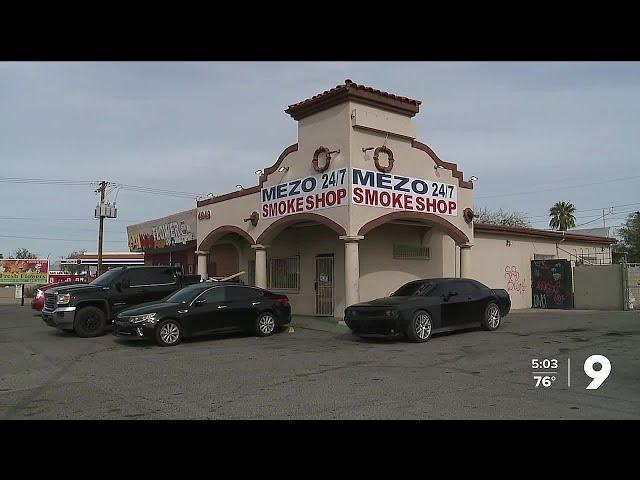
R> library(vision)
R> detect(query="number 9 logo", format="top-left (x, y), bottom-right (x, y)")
top-left (584, 355), bottom-right (611, 390)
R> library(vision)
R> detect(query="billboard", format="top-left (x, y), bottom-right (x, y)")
top-left (351, 168), bottom-right (458, 217)
top-left (0, 259), bottom-right (49, 284)
top-left (127, 209), bottom-right (197, 252)
top-left (260, 167), bottom-right (349, 220)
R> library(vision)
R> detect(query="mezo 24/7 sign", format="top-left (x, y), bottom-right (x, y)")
top-left (351, 168), bottom-right (458, 216)
top-left (261, 168), bottom-right (348, 219)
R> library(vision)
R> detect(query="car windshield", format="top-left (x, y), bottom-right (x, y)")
top-left (90, 269), bottom-right (123, 287)
top-left (391, 281), bottom-right (437, 297)
top-left (164, 285), bottom-right (206, 304)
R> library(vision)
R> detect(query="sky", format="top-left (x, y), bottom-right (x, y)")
top-left (1, 61), bottom-right (639, 262)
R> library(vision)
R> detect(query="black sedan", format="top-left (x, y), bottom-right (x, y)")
top-left (113, 282), bottom-right (291, 346)
top-left (344, 278), bottom-right (511, 342)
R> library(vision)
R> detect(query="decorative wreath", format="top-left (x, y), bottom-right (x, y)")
top-left (312, 146), bottom-right (331, 173)
top-left (463, 208), bottom-right (475, 224)
top-left (373, 146), bottom-right (394, 173)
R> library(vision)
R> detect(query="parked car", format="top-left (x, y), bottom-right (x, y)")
top-left (32, 281), bottom-right (83, 311)
top-left (42, 266), bottom-right (201, 337)
top-left (344, 278), bottom-right (511, 342)
top-left (113, 283), bottom-right (291, 346)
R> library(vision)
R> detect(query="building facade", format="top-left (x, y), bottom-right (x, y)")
top-left (192, 80), bottom-right (615, 315)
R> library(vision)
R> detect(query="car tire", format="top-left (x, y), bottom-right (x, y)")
top-left (155, 319), bottom-right (182, 347)
top-left (482, 302), bottom-right (501, 331)
top-left (74, 306), bottom-right (107, 337)
top-left (406, 310), bottom-right (433, 343)
top-left (255, 311), bottom-right (276, 337)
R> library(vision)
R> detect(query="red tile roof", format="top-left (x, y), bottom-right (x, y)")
top-left (285, 79), bottom-right (422, 120)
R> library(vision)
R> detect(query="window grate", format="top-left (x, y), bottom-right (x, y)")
top-left (268, 256), bottom-right (300, 290)
top-left (393, 244), bottom-right (430, 260)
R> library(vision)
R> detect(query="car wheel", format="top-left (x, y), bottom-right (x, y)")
top-left (406, 310), bottom-right (432, 343)
top-left (482, 302), bottom-right (501, 331)
top-left (74, 306), bottom-right (107, 337)
top-left (255, 312), bottom-right (276, 337)
top-left (155, 319), bottom-right (182, 346)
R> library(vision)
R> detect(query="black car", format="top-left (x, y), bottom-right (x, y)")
top-left (42, 266), bottom-right (201, 337)
top-left (344, 278), bottom-right (511, 342)
top-left (113, 282), bottom-right (291, 346)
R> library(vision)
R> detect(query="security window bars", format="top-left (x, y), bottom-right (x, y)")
top-left (268, 256), bottom-right (300, 291)
top-left (393, 244), bottom-right (430, 260)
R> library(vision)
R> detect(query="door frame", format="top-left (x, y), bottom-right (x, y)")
top-left (315, 254), bottom-right (335, 316)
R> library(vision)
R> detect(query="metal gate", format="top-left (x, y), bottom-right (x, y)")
top-left (315, 255), bottom-right (334, 316)
top-left (623, 263), bottom-right (640, 310)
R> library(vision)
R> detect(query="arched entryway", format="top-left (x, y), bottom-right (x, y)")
top-left (197, 226), bottom-right (255, 282)
top-left (356, 211), bottom-right (472, 304)
top-left (254, 213), bottom-right (347, 317)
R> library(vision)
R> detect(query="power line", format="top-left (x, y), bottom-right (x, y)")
top-left (0, 234), bottom-right (126, 243)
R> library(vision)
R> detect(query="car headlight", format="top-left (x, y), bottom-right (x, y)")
top-left (57, 293), bottom-right (71, 304)
top-left (130, 313), bottom-right (157, 324)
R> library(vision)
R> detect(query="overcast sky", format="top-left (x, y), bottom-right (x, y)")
top-left (1, 61), bottom-right (639, 261)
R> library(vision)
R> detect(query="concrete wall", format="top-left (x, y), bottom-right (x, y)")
top-left (574, 264), bottom-right (624, 310)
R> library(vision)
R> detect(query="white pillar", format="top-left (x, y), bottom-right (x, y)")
top-left (196, 250), bottom-right (208, 281)
top-left (252, 245), bottom-right (268, 289)
top-left (459, 244), bottom-right (472, 278)
top-left (340, 235), bottom-right (363, 308)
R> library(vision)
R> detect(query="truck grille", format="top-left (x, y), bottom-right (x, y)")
top-left (45, 293), bottom-right (56, 310)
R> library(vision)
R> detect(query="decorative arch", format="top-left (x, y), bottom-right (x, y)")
top-left (198, 225), bottom-right (255, 251)
top-left (357, 211), bottom-right (470, 245)
top-left (256, 213), bottom-right (347, 245)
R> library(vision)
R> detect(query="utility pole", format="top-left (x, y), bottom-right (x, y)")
top-left (603, 209), bottom-right (606, 229)
top-left (97, 181), bottom-right (108, 277)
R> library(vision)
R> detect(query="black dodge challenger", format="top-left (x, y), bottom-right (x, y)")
top-left (344, 278), bottom-right (510, 342)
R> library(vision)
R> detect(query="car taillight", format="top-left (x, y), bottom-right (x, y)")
top-left (276, 296), bottom-right (289, 306)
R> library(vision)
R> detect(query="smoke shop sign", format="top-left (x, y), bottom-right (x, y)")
top-left (261, 168), bottom-right (348, 219)
top-left (351, 168), bottom-right (458, 216)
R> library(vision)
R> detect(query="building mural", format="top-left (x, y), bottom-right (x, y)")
top-left (127, 209), bottom-right (197, 252)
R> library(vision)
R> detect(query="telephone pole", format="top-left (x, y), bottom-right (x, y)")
top-left (97, 181), bottom-right (108, 277)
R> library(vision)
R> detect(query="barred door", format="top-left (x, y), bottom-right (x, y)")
top-left (315, 255), bottom-right (334, 316)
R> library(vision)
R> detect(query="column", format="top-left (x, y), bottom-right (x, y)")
top-left (459, 243), bottom-right (472, 278)
top-left (252, 244), bottom-right (268, 289)
top-left (195, 251), bottom-right (208, 281)
top-left (340, 235), bottom-right (364, 309)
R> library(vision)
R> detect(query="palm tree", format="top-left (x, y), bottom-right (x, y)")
top-left (549, 201), bottom-right (577, 231)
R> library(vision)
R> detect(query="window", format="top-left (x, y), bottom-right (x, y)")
top-left (226, 285), bottom-right (263, 301)
top-left (198, 286), bottom-right (225, 303)
top-left (268, 256), bottom-right (300, 291)
top-left (393, 244), bottom-right (430, 260)
top-left (126, 268), bottom-right (176, 287)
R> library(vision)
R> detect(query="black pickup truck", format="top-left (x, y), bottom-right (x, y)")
top-left (42, 266), bottom-right (201, 337)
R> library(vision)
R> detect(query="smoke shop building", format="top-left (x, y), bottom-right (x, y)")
top-left (195, 80), bottom-right (616, 314)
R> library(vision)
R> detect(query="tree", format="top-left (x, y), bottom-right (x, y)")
top-left (614, 211), bottom-right (640, 262)
top-left (549, 201), bottom-right (576, 231)
top-left (474, 207), bottom-right (531, 228)
top-left (14, 248), bottom-right (37, 259)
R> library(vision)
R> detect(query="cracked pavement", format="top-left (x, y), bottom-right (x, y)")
top-left (0, 305), bottom-right (638, 419)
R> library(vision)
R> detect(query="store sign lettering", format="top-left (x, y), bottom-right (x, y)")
top-left (261, 168), bottom-right (349, 219)
top-left (351, 168), bottom-right (458, 216)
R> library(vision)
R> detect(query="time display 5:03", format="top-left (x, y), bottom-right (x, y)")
top-left (531, 359), bottom-right (558, 369)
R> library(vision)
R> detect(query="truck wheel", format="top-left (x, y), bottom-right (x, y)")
top-left (74, 306), bottom-right (107, 337)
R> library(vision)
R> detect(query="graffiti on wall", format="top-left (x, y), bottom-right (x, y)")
top-left (504, 265), bottom-right (526, 294)
top-left (531, 260), bottom-right (573, 309)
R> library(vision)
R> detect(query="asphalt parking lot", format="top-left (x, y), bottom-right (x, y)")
top-left (0, 305), bottom-right (638, 419)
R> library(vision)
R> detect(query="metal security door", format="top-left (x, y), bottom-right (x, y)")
top-left (315, 255), bottom-right (334, 316)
